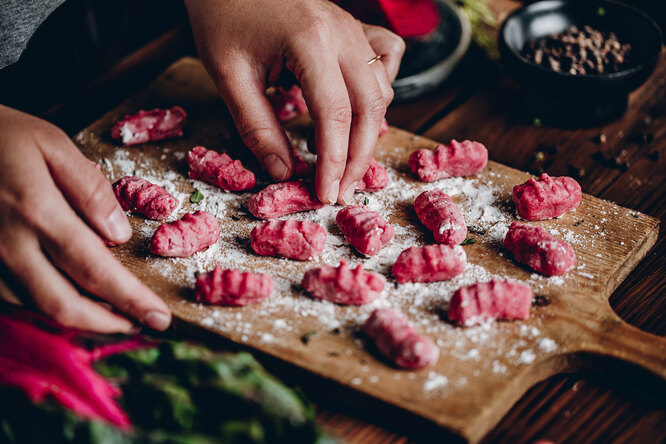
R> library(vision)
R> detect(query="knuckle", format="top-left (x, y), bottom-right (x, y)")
top-left (361, 90), bottom-right (387, 119)
top-left (338, 12), bottom-right (360, 31)
top-left (383, 86), bottom-right (395, 105)
top-left (349, 147), bottom-right (375, 165)
top-left (13, 195), bottom-right (55, 232)
top-left (37, 124), bottom-right (68, 147)
top-left (296, 16), bottom-right (331, 48)
top-left (46, 299), bottom-right (76, 328)
top-left (118, 296), bottom-right (143, 317)
top-left (240, 126), bottom-right (278, 158)
top-left (77, 259), bottom-right (107, 291)
top-left (320, 103), bottom-right (352, 128)
top-left (326, 151), bottom-right (348, 167)
top-left (214, 61), bottom-right (241, 87)
top-left (389, 34), bottom-right (406, 56)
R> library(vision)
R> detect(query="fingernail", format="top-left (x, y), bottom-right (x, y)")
top-left (264, 154), bottom-right (289, 181)
top-left (327, 180), bottom-right (340, 204)
top-left (107, 207), bottom-right (131, 241)
top-left (341, 182), bottom-right (358, 205)
top-left (144, 311), bottom-right (171, 331)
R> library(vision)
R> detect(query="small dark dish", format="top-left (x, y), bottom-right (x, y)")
top-left (499, 0), bottom-right (662, 127)
top-left (392, 0), bottom-right (471, 102)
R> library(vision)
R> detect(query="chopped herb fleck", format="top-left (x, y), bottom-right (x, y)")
top-left (574, 219), bottom-right (584, 227)
top-left (301, 331), bottom-right (318, 345)
top-left (533, 117), bottom-right (542, 127)
top-left (194, 270), bottom-right (200, 278)
top-left (534, 151), bottom-right (545, 162)
top-left (631, 213), bottom-right (639, 218)
top-left (363, 197), bottom-right (370, 206)
top-left (190, 189), bottom-right (204, 203)
top-left (467, 225), bottom-right (487, 235)
top-left (461, 237), bottom-right (477, 246)
top-left (597, 6), bottom-right (605, 16)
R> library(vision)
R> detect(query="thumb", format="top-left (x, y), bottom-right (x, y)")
top-left (216, 62), bottom-right (294, 181)
top-left (42, 132), bottom-right (132, 244)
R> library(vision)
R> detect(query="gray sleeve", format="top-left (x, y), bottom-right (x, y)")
top-left (0, 0), bottom-right (66, 69)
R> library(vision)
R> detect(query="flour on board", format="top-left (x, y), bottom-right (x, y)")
top-left (90, 131), bottom-right (625, 398)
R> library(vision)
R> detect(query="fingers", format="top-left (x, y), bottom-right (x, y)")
top-left (368, 53), bottom-right (395, 107)
top-left (40, 208), bottom-right (172, 331)
top-left (288, 46), bottom-right (352, 204)
top-left (41, 133), bottom-right (132, 244)
top-left (362, 24), bottom-right (406, 82)
top-left (3, 234), bottom-right (135, 333)
top-left (216, 61), bottom-right (294, 182)
top-left (336, 43), bottom-right (387, 204)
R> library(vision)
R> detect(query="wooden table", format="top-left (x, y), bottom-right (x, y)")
top-left (43, 5), bottom-right (665, 443)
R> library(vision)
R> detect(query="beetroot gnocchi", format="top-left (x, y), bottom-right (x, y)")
top-left (302, 259), bottom-right (385, 305)
top-left (195, 266), bottom-right (273, 306)
top-left (513, 173), bottom-right (581, 220)
top-left (504, 222), bottom-right (577, 276)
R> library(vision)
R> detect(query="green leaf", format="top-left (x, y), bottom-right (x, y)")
top-left (2, 339), bottom-right (323, 444)
top-left (461, 237), bottom-right (477, 246)
top-left (363, 197), bottom-right (369, 206)
top-left (190, 189), bottom-right (204, 203)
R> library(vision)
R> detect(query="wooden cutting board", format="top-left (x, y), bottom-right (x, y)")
top-left (73, 58), bottom-right (664, 443)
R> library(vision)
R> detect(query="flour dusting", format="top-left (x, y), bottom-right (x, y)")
top-left (87, 129), bottom-right (630, 400)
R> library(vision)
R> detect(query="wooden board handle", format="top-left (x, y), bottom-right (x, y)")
top-left (578, 315), bottom-right (666, 383)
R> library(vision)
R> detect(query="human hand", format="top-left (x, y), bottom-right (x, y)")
top-left (185, 0), bottom-right (405, 204)
top-left (0, 105), bottom-right (171, 333)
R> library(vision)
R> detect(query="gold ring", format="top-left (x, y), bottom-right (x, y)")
top-left (367, 54), bottom-right (382, 65)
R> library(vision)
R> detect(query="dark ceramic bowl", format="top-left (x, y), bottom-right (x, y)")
top-left (392, 0), bottom-right (471, 102)
top-left (499, 0), bottom-right (662, 127)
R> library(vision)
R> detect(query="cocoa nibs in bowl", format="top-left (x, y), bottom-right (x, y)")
top-left (522, 25), bottom-right (631, 75)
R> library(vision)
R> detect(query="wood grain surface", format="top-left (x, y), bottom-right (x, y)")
top-left (39, 2), bottom-right (666, 440)
top-left (73, 57), bottom-right (664, 443)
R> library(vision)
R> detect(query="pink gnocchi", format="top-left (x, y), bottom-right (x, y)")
top-left (149, 211), bottom-right (220, 258)
top-left (392, 244), bottom-right (467, 284)
top-left (195, 266), bottom-right (273, 306)
top-left (301, 259), bottom-right (385, 305)
top-left (250, 219), bottom-right (326, 261)
top-left (513, 173), bottom-right (581, 220)
top-left (267, 85), bottom-right (308, 122)
top-left (448, 280), bottom-right (533, 326)
top-left (409, 140), bottom-right (488, 182)
top-left (414, 189), bottom-right (467, 245)
top-left (363, 308), bottom-right (439, 369)
top-left (504, 222), bottom-right (577, 276)
top-left (336, 205), bottom-right (394, 256)
top-left (111, 106), bottom-right (186, 146)
top-left (356, 158), bottom-right (389, 192)
top-left (113, 176), bottom-right (178, 220)
top-left (187, 145), bottom-right (256, 191)
top-left (248, 181), bottom-right (325, 219)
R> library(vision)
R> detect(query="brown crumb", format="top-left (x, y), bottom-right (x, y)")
top-left (533, 295), bottom-right (551, 307)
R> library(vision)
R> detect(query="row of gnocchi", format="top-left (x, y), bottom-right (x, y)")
top-left (108, 107), bottom-right (581, 370)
